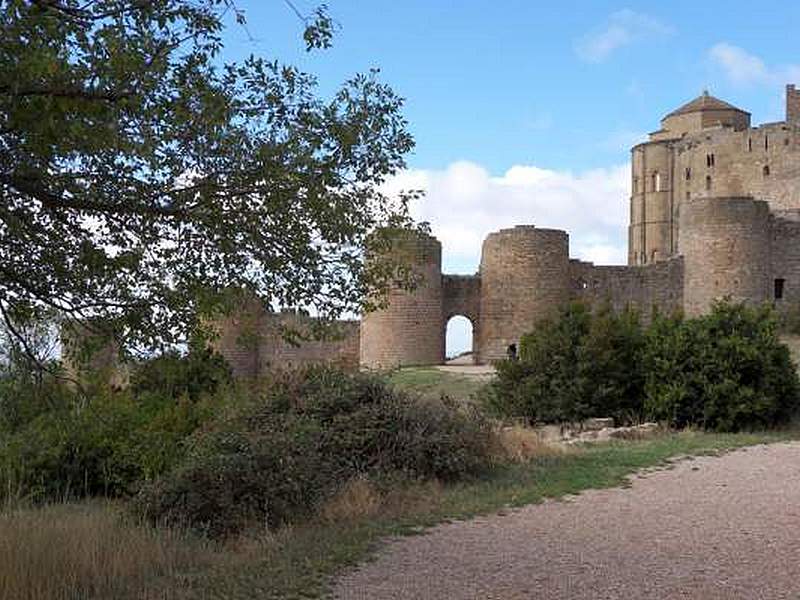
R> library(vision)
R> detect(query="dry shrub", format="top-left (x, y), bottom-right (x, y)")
top-left (489, 425), bottom-right (570, 463)
top-left (137, 367), bottom-right (492, 537)
top-left (0, 502), bottom-right (214, 600)
top-left (319, 477), bottom-right (382, 522)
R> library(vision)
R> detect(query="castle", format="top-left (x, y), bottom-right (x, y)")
top-left (212, 85), bottom-right (800, 376)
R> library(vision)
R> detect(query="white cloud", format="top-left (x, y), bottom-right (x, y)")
top-left (575, 10), bottom-right (673, 63)
top-left (382, 160), bottom-right (630, 275)
top-left (709, 43), bottom-right (800, 87)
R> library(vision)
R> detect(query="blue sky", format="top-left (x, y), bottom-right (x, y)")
top-left (222, 1), bottom-right (800, 355)
top-left (227, 1), bottom-right (799, 172)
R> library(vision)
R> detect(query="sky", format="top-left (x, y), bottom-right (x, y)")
top-left (221, 1), bottom-right (800, 355)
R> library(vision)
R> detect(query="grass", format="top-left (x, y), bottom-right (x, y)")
top-left (388, 367), bottom-right (491, 402)
top-left (2, 429), bottom-right (795, 599)
top-left (0, 501), bottom-right (216, 600)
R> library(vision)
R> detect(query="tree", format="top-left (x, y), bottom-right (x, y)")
top-left (0, 0), bottom-right (421, 356)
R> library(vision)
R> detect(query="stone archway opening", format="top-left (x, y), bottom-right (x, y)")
top-left (445, 315), bottom-right (474, 365)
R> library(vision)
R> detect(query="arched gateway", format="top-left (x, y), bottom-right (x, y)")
top-left (359, 226), bottom-right (572, 369)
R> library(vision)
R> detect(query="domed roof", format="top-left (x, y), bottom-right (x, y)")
top-left (663, 90), bottom-right (749, 120)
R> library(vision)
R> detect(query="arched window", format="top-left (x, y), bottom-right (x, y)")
top-left (706, 175), bottom-right (712, 191)
top-left (706, 153), bottom-right (715, 167)
top-left (685, 167), bottom-right (691, 181)
top-left (765, 135), bottom-right (769, 150)
top-left (748, 138), bottom-right (753, 152)
top-left (763, 165), bottom-right (771, 177)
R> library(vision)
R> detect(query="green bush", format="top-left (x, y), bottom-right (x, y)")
top-left (134, 366), bottom-right (492, 536)
top-left (0, 370), bottom-right (74, 436)
top-left (482, 303), bottom-right (645, 425)
top-left (0, 388), bottom-right (225, 502)
top-left (130, 347), bottom-right (232, 401)
top-left (0, 348), bottom-right (237, 503)
top-left (484, 300), bottom-right (800, 433)
top-left (643, 302), bottom-right (800, 431)
top-left (778, 301), bottom-right (800, 335)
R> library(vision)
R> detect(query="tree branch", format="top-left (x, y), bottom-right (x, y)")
top-left (0, 84), bottom-right (131, 102)
top-left (1, 174), bottom-right (189, 218)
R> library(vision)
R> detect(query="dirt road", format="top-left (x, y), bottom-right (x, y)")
top-left (334, 442), bottom-right (800, 599)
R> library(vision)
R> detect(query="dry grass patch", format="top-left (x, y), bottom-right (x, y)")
top-left (381, 479), bottom-right (445, 516)
top-left (319, 477), bottom-right (382, 522)
top-left (489, 424), bottom-right (571, 463)
top-left (319, 477), bottom-right (446, 523)
top-left (0, 502), bottom-right (215, 600)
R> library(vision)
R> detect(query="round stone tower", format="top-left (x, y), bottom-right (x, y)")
top-left (679, 197), bottom-right (771, 316)
top-left (477, 225), bottom-right (570, 362)
top-left (629, 140), bottom-right (674, 265)
top-left (360, 229), bottom-right (444, 368)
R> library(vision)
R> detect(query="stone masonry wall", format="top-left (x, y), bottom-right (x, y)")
top-left (210, 298), bottom-right (262, 380)
top-left (570, 257), bottom-right (684, 317)
top-left (788, 85), bottom-right (800, 125)
top-left (257, 314), bottom-right (360, 372)
top-left (673, 123), bottom-right (800, 214)
top-left (629, 141), bottom-right (674, 265)
top-left (211, 303), bottom-right (360, 380)
top-left (680, 197), bottom-right (772, 317)
top-left (442, 274), bottom-right (481, 359)
top-left (359, 231), bottom-right (444, 369)
top-left (478, 226), bottom-right (570, 363)
top-left (771, 213), bottom-right (800, 311)
top-left (629, 88), bottom-right (800, 268)
top-left (442, 274), bottom-right (480, 322)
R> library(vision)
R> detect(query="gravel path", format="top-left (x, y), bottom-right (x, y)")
top-left (334, 442), bottom-right (800, 599)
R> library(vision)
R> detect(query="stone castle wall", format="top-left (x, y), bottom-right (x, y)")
top-left (212, 86), bottom-right (800, 374)
top-left (771, 213), bottom-right (800, 311)
top-left (680, 197), bottom-right (772, 316)
top-left (442, 274), bottom-right (480, 358)
top-left (570, 257), bottom-right (684, 317)
top-left (672, 123), bottom-right (800, 212)
top-left (211, 303), bottom-right (360, 380)
top-left (629, 140), bottom-right (675, 265)
top-left (630, 109), bottom-right (800, 267)
top-left (359, 231), bottom-right (444, 369)
top-left (442, 275), bottom-right (480, 322)
top-left (215, 191), bottom-right (799, 375)
top-left (788, 85), bottom-right (800, 125)
top-left (477, 226), bottom-right (570, 362)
